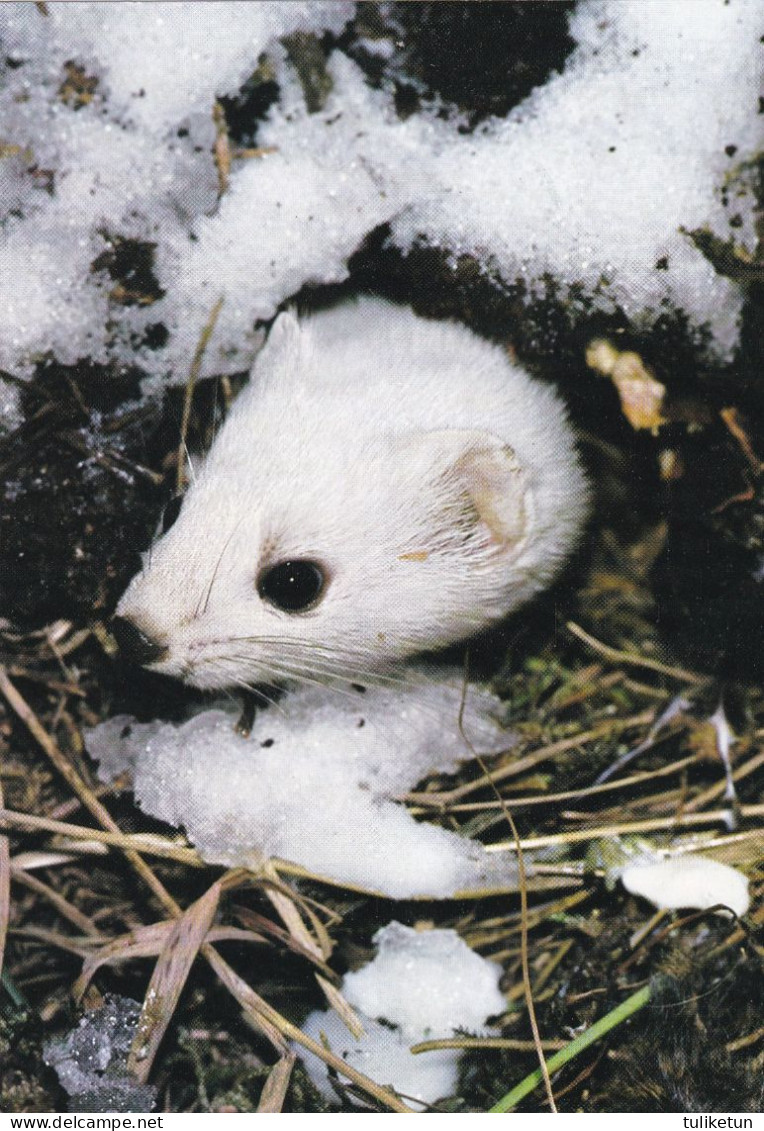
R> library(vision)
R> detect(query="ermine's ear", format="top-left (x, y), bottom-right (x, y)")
top-left (400, 429), bottom-right (530, 556)
top-left (252, 310), bottom-right (302, 383)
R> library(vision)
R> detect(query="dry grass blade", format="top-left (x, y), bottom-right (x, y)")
top-left (494, 804), bottom-right (555, 1111)
top-left (47, 772), bottom-right (132, 820)
top-left (11, 849), bottom-right (85, 869)
top-left (270, 855), bottom-right (530, 897)
top-left (411, 1036), bottom-right (566, 1053)
top-left (258, 864), bottom-right (363, 1028)
top-left (279, 884), bottom-right (337, 957)
top-left (232, 905), bottom-right (336, 978)
top-left (74, 921), bottom-right (269, 1002)
top-left (289, 1026), bottom-right (413, 1113)
top-left (407, 710), bottom-right (656, 806)
top-left (486, 803), bottom-right (764, 854)
top-left (10, 925), bottom-right (95, 958)
top-left (0, 778), bottom-right (9, 981)
top-left (262, 861), bottom-right (324, 961)
top-left (212, 99), bottom-right (231, 196)
top-left (566, 621), bottom-right (708, 684)
top-left (5, 668), bottom-right (86, 697)
top-left (726, 1026), bottom-right (764, 1053)
top-left (202, 945), bottom-right (290, 1052)
top-left (10, 865), bottom-right (104, 938)
top-left (683, 748), bottom-right (764, 813)
top-left (710, 890), bottom-right (764, 955)
top-left (74, 919), bottom-right (178, 1001)
top-left (413, 752), bottom-right (701, 816)
top-left (128, 879), bottom-right (223, 1082)
top-left (0, 668), bottom-right (180, 914)
top-left (316, 973), bottom-right (365, 1040)
top-left (204, 946), bottom-right (413, 1112)
top-left (257, 1052), bottom-right (297, 1113)
top-left (456, 669), bottom-right (557, 1114)
top-left (0, 806), bottom-right (205, 867)
top-left (177, 294), bottom-right (225, 492)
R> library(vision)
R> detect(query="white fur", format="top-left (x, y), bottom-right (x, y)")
top-left (117, 299), bottom-right (589, 690)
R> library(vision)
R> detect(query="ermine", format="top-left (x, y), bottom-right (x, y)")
top-left (113, 298), bottom-right (589, 691)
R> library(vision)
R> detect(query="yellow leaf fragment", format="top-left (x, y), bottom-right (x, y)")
top-left (586, 338), bottom-right (667, 433)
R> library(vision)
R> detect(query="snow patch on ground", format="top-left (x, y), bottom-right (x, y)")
top-left (0, 1), bottom-right (758, 427)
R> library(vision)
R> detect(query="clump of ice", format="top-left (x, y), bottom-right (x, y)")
top-left (299, 920), bottom-right (506, 1109)
top-left (0, 0), bottom-right (758, 429)
top-left (86, 674), bottom-right (518, 899)
top-left (621, 854), bottom-right (750, 918)
top-left (44, 995), bottom-right (157, 1114)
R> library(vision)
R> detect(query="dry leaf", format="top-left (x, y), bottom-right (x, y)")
top-left (257, 1052), bottom-right (297, 1113)
top-left (128, 880), bottom-right (222, 1081)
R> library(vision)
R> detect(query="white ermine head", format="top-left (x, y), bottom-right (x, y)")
top-left (114, 298), bottom-right (589, 690)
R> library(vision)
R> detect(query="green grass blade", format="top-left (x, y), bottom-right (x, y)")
top-left (489, 983), bottom-right (652, 1112)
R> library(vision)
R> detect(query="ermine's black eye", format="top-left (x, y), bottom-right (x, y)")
top-left (257, 559), bottom-right (327, 612)
top-left (161, 495), bottom-right (183, 533)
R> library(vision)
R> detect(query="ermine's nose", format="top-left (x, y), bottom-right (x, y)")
top-left (111, 616), bottom-right (169, 666)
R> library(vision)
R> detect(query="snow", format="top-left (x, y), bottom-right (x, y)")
top-left (86, 674), bottom-right (519, 899)
top-left (1, 1), bottom-right (759, 428)
top-left (0, 1), bottom-right (354, 422)
top-left (299, 921), bottom-right (506, 1108)
top-left (390, 0), bottom-right (760, 351)
top-left (33, 4), bottom-right (354, 131)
